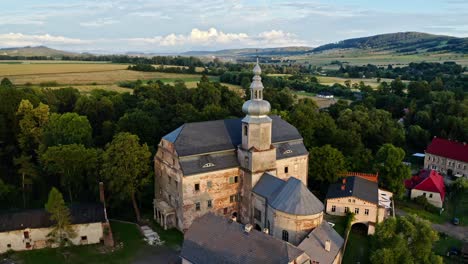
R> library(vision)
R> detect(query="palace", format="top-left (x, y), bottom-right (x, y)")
top-left (153, 60), bottom-right (326, 246)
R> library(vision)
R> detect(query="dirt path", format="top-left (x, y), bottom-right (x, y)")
top-left (395, 208), bottom-right (468, 241)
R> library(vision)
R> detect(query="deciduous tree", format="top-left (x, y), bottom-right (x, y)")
top-left (45, 187), bottom-right (76, 246)
top-left (101, 132), bottom-right (151, 222)
top-left (309, 145), bottom-right (346, 183)
top-left (375, 144), bottom-right (411, 197)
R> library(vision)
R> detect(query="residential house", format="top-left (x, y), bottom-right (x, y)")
top-left (424, 137), bottom-right (468, 178)
top-left (405, 169), bottom-right (446, 208)
top-left (325, 173), bottom-right (393, 235)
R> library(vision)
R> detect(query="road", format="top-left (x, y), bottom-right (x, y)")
top-left (395, 208), bottom-right (468, 241)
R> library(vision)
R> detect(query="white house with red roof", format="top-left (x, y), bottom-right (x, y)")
top-left (424, 137), bottom-right (468, 178)
top-left (405, 170), bottom-right (446, 208)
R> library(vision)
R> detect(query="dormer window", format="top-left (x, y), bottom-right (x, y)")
top-left (283, 149), bottom-right (292, 154)
top-left (202, 163), bottom-right (215, 168)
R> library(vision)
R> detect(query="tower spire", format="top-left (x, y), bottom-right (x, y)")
top-left (241, 58), bottom-right (270, 117)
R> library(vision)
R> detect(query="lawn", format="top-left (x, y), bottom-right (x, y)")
top-left (433, 234), bottom-right (464, 264)
top-left (342, 225), bottom-right (371, 264)
top-left (149, 220), bottom-right (184, 250)
top-left (323, 214), bottom-right (347, 237)
top-left (6, 221), bottom-right (149, 264)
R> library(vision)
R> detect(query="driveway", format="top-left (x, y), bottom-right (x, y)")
top-left (395, 208), bottom-right (468, 241)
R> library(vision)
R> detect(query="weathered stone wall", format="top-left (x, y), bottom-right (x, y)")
top-left (251, 193), bottom-right (267, 229)
top-left (242, 120), bottom-right (272, 151)
top-left (275, 155), bottom-right (308, 185)
top-left (182, 167), bottom-right (241, 231)
top-left (267, 205), bottom-right (323, 246)
top-left (154, 139), bottom-right (184, 229)
top-left (0, 222), bottom-right (104, 253)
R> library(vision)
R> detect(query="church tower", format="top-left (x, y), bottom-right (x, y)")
top-left (238, 59), bottom-right (277, 223)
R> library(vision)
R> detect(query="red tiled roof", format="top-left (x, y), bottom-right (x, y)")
top-left (413, 170), bottom-right (446, 201)
top-left (426, 137), bottom-right (468, 163)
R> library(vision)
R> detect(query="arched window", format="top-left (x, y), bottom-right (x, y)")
top-left (255, 90), bottom-right (258, 99)
top-left (244, 125), bottom-right (248, 136)
top-left (282, 230), bottom-right (289, 242)
top-left (259, 90), bottom-right (262, 99)
top-left (202, 163), bottom-right (215, 168)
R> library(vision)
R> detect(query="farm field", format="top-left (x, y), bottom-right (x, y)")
top-left (316, 76), bottom-right (405, 88)
top-left (290, 52), bottom-right (468, 67)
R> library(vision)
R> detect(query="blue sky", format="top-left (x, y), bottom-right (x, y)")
top-left (1, 0), bottom-right (467, 53)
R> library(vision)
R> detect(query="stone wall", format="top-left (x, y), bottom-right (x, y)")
top-left (182, 167), bottom-right (241, 231)
top-left (267, 205), bottom-right (323, 246)
top-left (275, 155), bottom-right (308, 185)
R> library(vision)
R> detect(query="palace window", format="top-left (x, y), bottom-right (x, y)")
top-left (429, 193), bottom-right (433, 198)
top-left (331, 205), bottom-right (336, 212)
top-left (254, 208), bottom-right (261, 222)
top-left (284, 166), bottom-right (289, 173)
top-left (244, 125), bottom-right (248, 136)
top-left (230, 195), bottom-right (236, 203)
top-left (223, 208), bottom-right (228, 214)
top-left (207, 181), bottom-right (212, 189)
top-left (207, 200), bottom-right (212, 208)
top-left (365, 209), bottom-right (369, 215)
top-left (194, 183), bottom-right (200, 191)
top-left (23, 231), bottom-right (29, 239)
top-left (355, 208), bottom-right (359, 214)
top-left (229, 176), bottom-right (239, 184)
top-left (345, 207), bottom-right (350, 213)
top-left (195, 202), bottom-right (201, 211)
top-left (282, 230), bottom-right (289, 242)
top-left (81, 236), bottom-right (88, 241)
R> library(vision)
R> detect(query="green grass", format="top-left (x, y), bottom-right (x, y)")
top-left (433, 235), bottom-right (464, 264)
top-left (149, 220), bottom-right (184, 250)
top-left (397, 192), bottom-right (468, 226)
top-left (7, 221), bottom-right (148, 264)
top-left (343, 227), bottom-right (371, 264)
top-left (324, 214), bottom-right (347, 236)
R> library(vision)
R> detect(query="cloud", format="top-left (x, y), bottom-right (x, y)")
top-left (80, 18), bottom-right (119, 27)
top-left (0, 14), bottom-right (46, 25)
top-left (125, 28), bottom-right (305, 48)
top-left (0, 33), bottom-right (88, 48)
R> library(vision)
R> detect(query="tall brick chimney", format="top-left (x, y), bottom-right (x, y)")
top-left (99, 182), bottom-right (105, 204)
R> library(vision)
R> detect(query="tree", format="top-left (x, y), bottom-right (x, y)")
top-left (370, 215), bottom-right (442, 264)
top-left (308, 145), bottom-right (346, 183)
top-left (16, 99), bottom-right (50, 153)
top-left (101, 133), bottom-right (151, 222)
top-left (0, 77), bottom-right (13, 88)
top-left (45, 187), bottom-right (76, 246)
top-left (407, 125), bottom-right (430, 150)
top-left (42, 113), bottom-right (92, 148)
top-left (14, 154), bottom-right (37, 207)
top-left (375, 144), bottom-right (411, 197)
top-left (41, 144), bottom-right (98, 202)
top-left (390, 77), bottom-right (405, 96)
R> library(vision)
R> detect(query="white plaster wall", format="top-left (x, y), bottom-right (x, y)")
top-left (410, 189), bottom-right (443, 208)
top-left (326, 197), bottom-right (378, 224)
top-left (0, 222), bottom-right (104, 253)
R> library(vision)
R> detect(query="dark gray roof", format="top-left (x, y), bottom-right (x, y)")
top-left (274, 141), bottom-right (308, 160)
top-left (252, 173), bottom-right (285, 201)
top-left (179, 151), bottom-right (240, 176)
top-left (253, 174), bottom-right (324, 216)
top-left (270, 177), bottom-right (324, 215)
top-left (0, 203), bottom-right (106, 232)
top-left (298, 221), bottom-right (344, 264)
top-left (163, 115), bottom-right (302, 157)
top-left (181, 213), bottom-right (305, 264)
top-left (326, 176), bottom-right (378, 204)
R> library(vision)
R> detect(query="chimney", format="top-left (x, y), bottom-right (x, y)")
top-left (99, 182), bottom-right (105, 204)
top-left (324, 239), bottom-right (331, 252)
top-left (244, 224), bottom-right (253, 233)
top-left (342, 178), bottom-right (347, 184)
top-left (263, 228), bottom-right (269, 235)
top-left (341, 185), bottom-right (346, 191)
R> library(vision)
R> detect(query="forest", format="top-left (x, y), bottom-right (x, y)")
top-left (0, 61), bottom-right (466, 222)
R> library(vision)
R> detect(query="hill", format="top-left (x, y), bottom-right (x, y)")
top-left (0, 46), bottom-right (78, 57)
top-left (181, 46), bottom-right (312, 57)
top-left (312, 32), bottom-right (468, 54)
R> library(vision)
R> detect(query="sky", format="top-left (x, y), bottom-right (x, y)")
top-left (1, 0), bottom-right (468, 53)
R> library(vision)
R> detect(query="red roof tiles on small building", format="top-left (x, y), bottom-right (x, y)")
top-left (426, 137), bottom-right (468, 163)
top-left (412, 170), bottom-right (446, 201)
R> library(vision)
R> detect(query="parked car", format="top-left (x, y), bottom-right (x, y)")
top-left (452, 217), bottom-right (460, 225)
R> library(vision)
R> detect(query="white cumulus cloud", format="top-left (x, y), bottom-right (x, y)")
top-left (0, 33), bottom-right (88, 48)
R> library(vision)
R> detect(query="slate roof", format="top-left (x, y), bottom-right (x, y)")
top-left (180, 213), bottom-right (305, 264)
top-left (163, 115), bottom-right (303, 157)
top-left (274, 141), bottom-right (308, 160)
top-left (326, 176), bottom-right (379, 204)
top-left (426, 137), bottom-right (468, 163)
top-left (0, 203), bottom-right (106, 233)
top-left (298, 221), bottom-right (344, 264)
top-left (179, 151), bottom-right (240, 176)
top-left (253, 174), bottom-right (324, 216)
